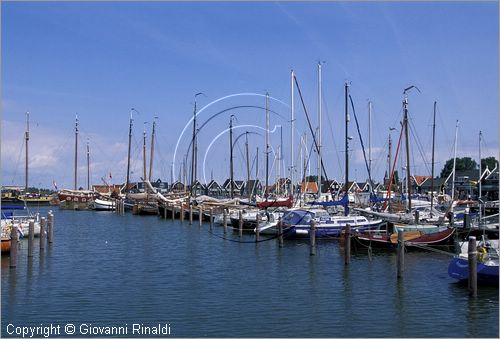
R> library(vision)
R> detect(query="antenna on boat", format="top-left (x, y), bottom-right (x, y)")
top-left (74, 113), bottom-right (79, 190)
top-left (191, 92), bottom-right (205, 199)
top-left (25, 111), bottom-right (30, 192)
top-left (402, 85), bottom-right (420, 211)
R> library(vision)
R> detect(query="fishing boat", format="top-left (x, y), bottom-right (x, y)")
top-left (256, 195), bottom-right (293, 209)
top-left (1, 205), bottom-right (41, 237)
top-left (57, 115), bottom-right (95, 210)
top-left (353, 225), bottom-right (455, 249)
top-left (1, 222), bottom-right (12, 253)
top-left (1, 237), bottom-right (11, 253)
top-left (90, 197), bottom-right (116, 211)
top-left (58, 189), bottom-right (96, 210)
top-left (448, 238), bottom-right (499, 286)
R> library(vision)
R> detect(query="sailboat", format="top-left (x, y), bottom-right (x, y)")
top-left (281, 68), bottom-right (382, 238)
top-left (57, 115), bottom-right (96, 210)
top-left (10, 112), bottom-right (52, 205)
top-left (131, 119), bottom-right (160, 215)
top-left (448, 237), bottom-right (499, 286)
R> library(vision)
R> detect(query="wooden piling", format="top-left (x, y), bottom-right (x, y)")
top-left (210, 208), bottom-right (214, 231)
top-left (309, 220), bottom-right (316, 256)
top-left (397, 229), bottom-right (404, 279)
top-left (180, 204), bottom-right (184, 223)
top-left (171, 204), bottom-right (175, 221)
top-left (468, 236), bottom-right (477, 297)
top-left (344, 224), bottom-right (351, 265)
top-left (199, 206), bottom-right (203, 227)
top-left (414, 210), bottom-right (420, 224)
top-left (255, 214), bottom-right (260, 243)
top-left (238, 210), bottom-right (243, 238)
top-left (464, 212), bottom-right (471, 229)
top-left (223, 209), bottom-right (227, 234)
top-left (40, 217), bottom-right (46, 251)
top-left (163, 203), bottom-right (167, 219)
top-left (48, 211), bottom-right (54, 244)
top-left (277, 217), bottom-right (283, 248)
top-left (9, 225), bottom-right (18, 268)
top-left (28, 221), bottom-right (35, 258)
top-left (189, 205), bottom-right (193, 225)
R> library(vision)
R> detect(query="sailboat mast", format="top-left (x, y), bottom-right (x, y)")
top-left (25, 111), bottom-right (30, 192)
top-left (229, 115), bottom-right (234, 199)
top-left (317, 62), bottom-right (322, 200)
top-left (451, 120), bottom-right (459, 201)
top-left (280, 125), bottom-right (283, 195)
top-left (74, 114), bottom-right (79, 190)
top-left (256, 146), bottom-right (259, 184)
top-left (479, 130), bottom-right (482, 222)
top-left (290, 70), bottom-right (295, 197)
top-left (126, 110), bottom-right (133, 193)
top-left (479, 131), bottom-right (482, 199)
top-left (344, 82), bottom-right (350, 202)
top-left (430, 101), bottom-right (437, 214)
top-left (388, 132), bottom-right (392, 213)
top-left (245, 132), bottom-right (251, 201)
top-left (190, 100), bottom-right (197, 197)
top-left (143, 123), bottom-right (147, 186)
top-left (368, 101), bottom-right (372, 179)
top-left (149, 118), bottom-right (156, 182)
top-left (265, 93), bottom-right (270, 200)
top-left (87, 139), bottom-right (90, 190)
top-left (403, 96), bottom-right (412, 211)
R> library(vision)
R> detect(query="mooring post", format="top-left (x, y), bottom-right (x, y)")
top-left (344, 224), bottom-right (351, 265)
top-left (189, 204), bottom-right (193, 225)
top-left (255, 214), bottom-right (260, 243)
top-left (40, 217), bottom-right (46, 251)
top-left (223, 209), bottom-right (228, 234)
top-left (163, 203), bottom-right (167, 219)
top-left (239, 210), bottom-right (243, 238)
top-left (199, 206), bottom-right (203, 227)
top-left (171, 204), bottom-right (175, 222)
top-left (468, 236), bottom-right (478, 297)
top-left (277, 216), bottom-right (284, 248)
top-left (464, 212), bottom-right (471, 229)
top-left (414, 210), bottom-right (420, 224)
top-left (180, 204), bottom-right (184, 223)
top-left (397, 229), bottom-right (404, 279)
top-left (9, 225), bottom-right (18, 268)
top-left (28, 221), bottom-right (35, 258)
top-left (48, 211), bottom-right (54, 244)
top-left (309, 219), bottom-right (316, 256)
top-left (222, 208), bottom-right (227, 234)
top-left (210, 208), bottom-right (214, 231)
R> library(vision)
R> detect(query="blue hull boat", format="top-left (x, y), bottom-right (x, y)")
top-left (448, 257), bottom-right (499, 286)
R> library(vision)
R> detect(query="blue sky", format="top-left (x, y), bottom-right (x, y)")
top-left (2, 1), bottom-right (498, 189)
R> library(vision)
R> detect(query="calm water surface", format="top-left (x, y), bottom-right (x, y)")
top-left (2, 207), bottom-right (499, 337)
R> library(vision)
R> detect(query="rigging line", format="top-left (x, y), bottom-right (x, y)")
top-left (408, 115), bottom-right (431, 175)
top-left (10, 135), bottom-right (25, 185)
top-left (324, 100), bottom-right (344, 180)
top-left (293, 75), bottom-right (333, 194)
top-left (349, 94), bottom-right (374, 195)
top-left (301, 137), bottom-right (316, 185)
top-left (321, 84), bottom-right (344, 179)
top-left (435, 104), bottom-right (452, 147)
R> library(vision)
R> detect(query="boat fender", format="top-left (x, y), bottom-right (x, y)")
top-left (477, 246), bottom-right (487, 262)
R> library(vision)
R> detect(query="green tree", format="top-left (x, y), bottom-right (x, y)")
top-left (481, 157), bottom-right (498, 171)
top-left (440, 157), bottom-right (478, 178)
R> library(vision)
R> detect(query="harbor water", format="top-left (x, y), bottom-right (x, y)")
top-left (2, 206), bottom-right (499, 337)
